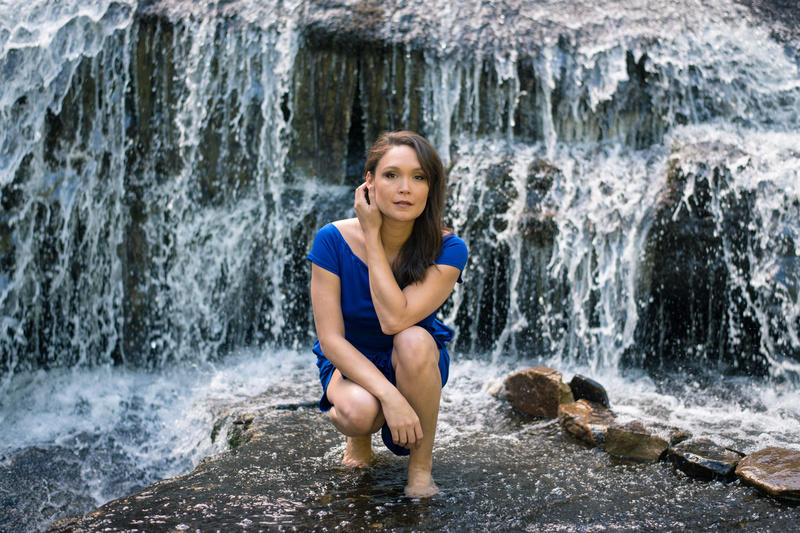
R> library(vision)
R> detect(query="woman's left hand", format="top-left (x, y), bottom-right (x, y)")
top-left (354, 182), bottom-right (382, 234)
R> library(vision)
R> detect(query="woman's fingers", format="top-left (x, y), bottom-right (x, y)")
top-left (353, 183), bottom-right (367, 209)
top-left (354, 182), bottom-right (382, 232)
top-left (413, 424), bottom-right (424, 449)
top-left (393, 419), bottom-right (423, 449)
top-left (384, 396), bottom-right (422, 448)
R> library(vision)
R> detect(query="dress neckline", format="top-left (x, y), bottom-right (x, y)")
top-left (329, 222), bottom-right (453, 269)
top-left (330, 223), bottom-right (369, 268)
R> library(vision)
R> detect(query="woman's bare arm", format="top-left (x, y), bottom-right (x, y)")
top-left (311, 264), bottom-right (394, 399)
top-left (354, 182), bottom-right (461, 335)
top-left (366, 239), bottom-right (460, 335)
top-left (311, 264), bottom-right (423, 443)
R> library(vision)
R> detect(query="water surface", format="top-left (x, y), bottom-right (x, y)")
top-left (2, 349), bottom-right (799, 531)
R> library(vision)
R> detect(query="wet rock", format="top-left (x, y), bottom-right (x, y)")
top-left (557, 399), bottom-right (615, 448)
top-left (501, 366), bottom-right (574, 418)
top-left (44, 515), bottom-right (83, 533)
top-left (604, 420), bottom-right (669, 462)
top-left (739, 0), bottom-right (800, 42)
top-left (45, 400), bottom-right (331, 531)
top-left (568, 375), bottom-right (611, 408)
top-left (667, 438), bottom-right (744, 481)
top-left (663, 427), bottom-right (693, 447)
top-left (735, 447), bottom-right (800, 502)
top-left (634, 139), bottom-right (770, 376)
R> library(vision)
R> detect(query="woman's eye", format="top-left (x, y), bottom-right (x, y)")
top-left (386, 172), bottom-right (397, 179)
top-left (414, 175), bottom-right (426, 181)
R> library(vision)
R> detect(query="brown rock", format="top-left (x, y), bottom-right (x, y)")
top-left (557, 399), bottom-right (616, 448)
top-left (668, 438), bottom-right (744, 480)
top-left (604, 420), bottom-right (669, 462)
top-left (502, 366), bottom-right (574, 418)
top-left (735, 447), bottom-right (800, 502)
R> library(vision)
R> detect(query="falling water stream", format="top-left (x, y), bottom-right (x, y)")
top-left (1, 0), bottom-right (800, 531)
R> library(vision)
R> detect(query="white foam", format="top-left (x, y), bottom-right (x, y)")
top-left (0, 347), bottom-right (313, 503)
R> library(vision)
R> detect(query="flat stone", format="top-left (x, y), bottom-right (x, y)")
top-left (557, 399), bottom-right (616, 448)
top-left (501, 366), bottom-right (574, 418)
top-left (668, 438), bottom-right (744, 480)
top-left (45, 405), bottom-right (334, 531)
top-left (736, 447), bottom-right (800, 502)
top-left (568, 374), bottom-right (611, 408)
top-left (604, 420), bottom-right (669, 462)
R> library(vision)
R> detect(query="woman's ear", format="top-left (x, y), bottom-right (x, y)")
top-left (365, 171), bottom-right (373, 184)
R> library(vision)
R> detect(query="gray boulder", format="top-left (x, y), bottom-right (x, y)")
top-left (667, 438), bottom-right (744, 481)
top-left (568, 374), bottom-right (611, 408)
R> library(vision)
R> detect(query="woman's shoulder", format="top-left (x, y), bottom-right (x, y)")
top-left (331, 218), bottom-right (358, 232)
top-left (438, 232), bottom-right (468, 263)
top-left (442, 232), bottom-right (466, 247)
top-left (314, 218), bottom-right (355, 238)
top-left (330, 218), bottom-right (362, 243)
top-left (330, 218), bottom-right (367, 261)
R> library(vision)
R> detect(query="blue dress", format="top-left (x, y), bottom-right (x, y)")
top-left (307, 222), bottom-right (468, 455)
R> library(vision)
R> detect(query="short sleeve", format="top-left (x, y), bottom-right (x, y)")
top-left (307, 223), bottom-right (340, 276)
top-left (436, 234), bottom-right (468, 282)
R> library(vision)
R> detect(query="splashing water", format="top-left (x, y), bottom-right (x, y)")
top-left (0, 0), bottom-right (799, 531)
top-left (3, 351), bottom-right (799, 532)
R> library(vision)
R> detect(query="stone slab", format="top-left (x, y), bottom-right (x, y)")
top-left (605, 420), bottom-right (669, 462)
top-left (668, 438), bottom-right (744, 480)
top-left (736, 447), bottom-right (800, 502)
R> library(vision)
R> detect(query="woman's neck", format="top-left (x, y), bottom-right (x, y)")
top-left (379, 218), bottom-right (414, 259)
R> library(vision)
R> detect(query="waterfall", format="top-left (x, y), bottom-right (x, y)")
top-left (1, 0), bottom-right (799, 385)
top-left (123, 0), bottom-right (308, 364)
top-left (2, 2), bottom-right (800, 531)
top-left (1, 1), bottom-right (135, 377)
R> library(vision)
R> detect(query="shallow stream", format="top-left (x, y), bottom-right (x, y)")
top-left (2, 349), bottom-right (799, 531)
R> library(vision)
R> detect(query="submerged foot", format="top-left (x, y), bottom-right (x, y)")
top-left (405, 468), bottom-right (439, 498)
top-left (342, 435), bottom-right (372, 468)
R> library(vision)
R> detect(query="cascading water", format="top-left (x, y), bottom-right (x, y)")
top-left (1, 0), bottom-right (799, 531)
top-left (0, 0), bottom-right (134, 375)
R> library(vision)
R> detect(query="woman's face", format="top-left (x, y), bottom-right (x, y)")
top-left (367, 145), bottom-right (430, 223)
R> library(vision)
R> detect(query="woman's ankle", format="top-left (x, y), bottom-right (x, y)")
top-left (342, 435), bottom-right (372, 467)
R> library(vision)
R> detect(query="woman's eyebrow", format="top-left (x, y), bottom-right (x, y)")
top-left (382, 165), bottom-right (424, 172)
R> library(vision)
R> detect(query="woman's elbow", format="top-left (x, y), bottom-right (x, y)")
top-left (380, 319), bottom-right (406, 336)
top-left (318, 333), bottom-right (344, 355)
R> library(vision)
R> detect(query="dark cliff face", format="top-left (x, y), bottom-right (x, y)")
top-left (1, 0), bottom-right (799, 378)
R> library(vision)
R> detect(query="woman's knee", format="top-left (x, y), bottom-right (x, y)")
top-left (392, 327), bottom-right (438, 372)
top-left (329, 385), bottom-right (382, 434)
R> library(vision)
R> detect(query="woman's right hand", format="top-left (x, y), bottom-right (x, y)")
top-left (354, 181), bottom-right (382, 235)
top-left (381, 391), bottom-right (423, 450)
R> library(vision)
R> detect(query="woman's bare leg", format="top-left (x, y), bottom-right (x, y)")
top-left (392, 327), bottom-right (442, 497)
top-left (326, 369), bottom-right (385, 467)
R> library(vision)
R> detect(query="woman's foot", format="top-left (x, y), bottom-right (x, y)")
top-left (342, 435), bottom-right (372, 467)
top-left (404, 467), bottom-right (439, 498)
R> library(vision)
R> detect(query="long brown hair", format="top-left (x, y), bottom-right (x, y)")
top-left (364, 131), bottom-right (450, 288)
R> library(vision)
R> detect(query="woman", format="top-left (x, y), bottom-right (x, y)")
top-left (307, 131), bottom-right (468, 498)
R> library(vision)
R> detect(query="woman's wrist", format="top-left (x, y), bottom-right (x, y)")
top-left (374, 381), bottom-right (402, 404)
top-left (362, 230), bottom-right (384, 260)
